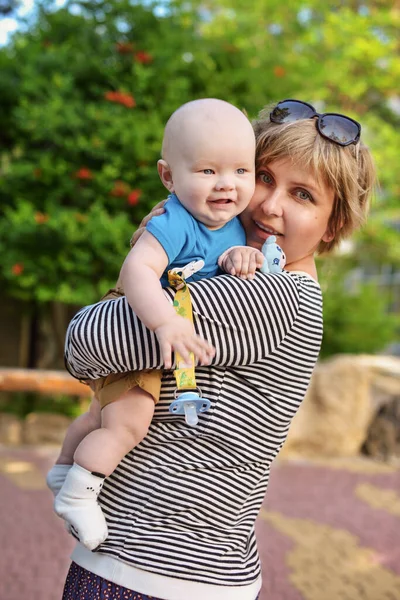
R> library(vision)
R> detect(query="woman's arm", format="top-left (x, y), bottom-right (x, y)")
top-left (65, 272), bottom-right (302, 380)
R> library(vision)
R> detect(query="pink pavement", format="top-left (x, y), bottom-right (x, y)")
top-left (1, 445), bottom-right (399, 600)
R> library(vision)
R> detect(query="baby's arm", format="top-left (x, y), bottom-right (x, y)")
top-left (121, 231), bottom-right (215, 369)
top-left (218, 246), bottom-right (264, 280)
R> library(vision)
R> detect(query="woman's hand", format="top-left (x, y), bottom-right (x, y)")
top-left (130, 200), bottom-right (168, 247)
top-left (218, 246), bottom-right (264, 280)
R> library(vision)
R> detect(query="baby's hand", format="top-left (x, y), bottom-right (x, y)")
top-left (155, 315), bottom-right (215, 370)
top-left (218, 246), bottom-right (264, 280)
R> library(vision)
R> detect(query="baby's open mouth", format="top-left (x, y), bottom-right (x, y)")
top-left (210, 198), bottom-right (233, 204)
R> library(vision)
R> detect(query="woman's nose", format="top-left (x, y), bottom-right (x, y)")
top-left (261, 189), bottom-right (284, 216)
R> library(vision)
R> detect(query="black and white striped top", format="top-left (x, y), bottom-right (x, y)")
top-left (65, 271), bottom-right (323, 599)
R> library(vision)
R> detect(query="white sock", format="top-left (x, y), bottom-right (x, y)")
top-left (46, 464), bottom-right (72, 497)
top-left (54, 463), bottom-right (108, 551)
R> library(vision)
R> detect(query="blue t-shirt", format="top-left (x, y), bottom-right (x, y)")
top-left (146, 194), bottom-right (246, 287)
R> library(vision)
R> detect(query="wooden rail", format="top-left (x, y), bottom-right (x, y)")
top-left (0, 368), bottom-right (91, 397)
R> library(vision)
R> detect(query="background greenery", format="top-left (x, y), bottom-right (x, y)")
top-left (0, 0), bottom-right (399, 361)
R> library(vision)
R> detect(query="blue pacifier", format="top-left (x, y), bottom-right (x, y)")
top-left (169, 390), bottom-right (211, 427)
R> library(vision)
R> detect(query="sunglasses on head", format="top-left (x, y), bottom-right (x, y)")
top-left (270, 99), bottom-right (361, 147)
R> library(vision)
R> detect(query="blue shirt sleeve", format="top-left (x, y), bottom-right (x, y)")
top-left (146, 196), bottom-right (195, 264)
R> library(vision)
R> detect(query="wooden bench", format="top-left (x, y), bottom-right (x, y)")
top-left (0, 368), bottom-right (91, 397)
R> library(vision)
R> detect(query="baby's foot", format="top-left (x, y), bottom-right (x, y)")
top-left (54, 463), bottom-right (107, 551)
top-left (46, 464), bottom-right (72, 497)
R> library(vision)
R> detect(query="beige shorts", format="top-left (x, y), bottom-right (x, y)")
top-left (93, 370), bottom-right (162, 409)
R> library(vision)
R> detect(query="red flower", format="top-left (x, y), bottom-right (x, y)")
top-left (127, 189), bottom-right (142, 206)
top-left (135, 51), bottom-right (153, 64)
top-left (116, 42), bottom-right (135, 54)
top-left (74, 213), bottom-right (88, 223)
top-left (110, 180), bottom-right (129, 198)
top-left (75, 167), bottom-right (93, 180)
top-left (34, 212), bottom-right (49, 224)
top-left (104, 91), bottom-right (136, 108)
top-left (12, 263), bottom-right (24, 276)
top-left (273, 65), bottom-right (286, 78)
top-left (33, 168), bottom-right (42, 179)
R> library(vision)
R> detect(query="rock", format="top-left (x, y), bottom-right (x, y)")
top-left (23, 412), bottom-right (72, 445)
top-left (0, 413), bottom-right (23, 445)
top-left (281, 355), bottom-right (400, 459)
top-left (362, 396), bottom-right (400, 461)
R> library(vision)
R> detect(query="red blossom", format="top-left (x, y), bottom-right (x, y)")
top-left (74, 167), bottom-right (93, 180)
top-left (12, 263), bottom-right (24, 276)
top-left (104, 91), bottom-right (136, 108)
top-left (116, 42), bottom-right (135, 54)
top-left (110, 180), bottom-right (130, 198)
top-left (134, 51), bottom-right (153, 64)
top-left (273, 65), bottom-right (286, 78)
top-left (34, 212), bottom-right (49, 224)
top-left (74, 213), bottom-right (88, 223)
top-left (222, 43), bottom-right (237, 53)
top-left (127, 189), bottom-right (142, 206)
top-left (33, 168), bottom-right (42, 179)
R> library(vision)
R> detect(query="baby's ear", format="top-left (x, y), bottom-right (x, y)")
top-left (157, 160), bottom-right (174, 192)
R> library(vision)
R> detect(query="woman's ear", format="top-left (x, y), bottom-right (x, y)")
top-left (322, 228), bottom-right (335, 243)
top-left (322, 212), bottom-right (344, 244)
top-left (157, 160), bottom-right (175, 192)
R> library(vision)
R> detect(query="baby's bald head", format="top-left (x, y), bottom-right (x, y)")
top-left (161, 98), bottom-right (255, 167)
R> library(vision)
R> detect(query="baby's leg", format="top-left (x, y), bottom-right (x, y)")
top-left (54, 386), bottom-right (155, 550)
top-left (75, 389), bottom-right (154, 474)
top-left (57, 394), bottom-right (101, 465)
top-left (46, 396), bottom-right (101, 497)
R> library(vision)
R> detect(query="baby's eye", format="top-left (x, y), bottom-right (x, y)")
top-left (203, 169), bottom-right (214, 175)
top-left (236, 168), bottom-right (246, 174)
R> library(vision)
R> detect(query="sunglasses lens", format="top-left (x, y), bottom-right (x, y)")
top-left (319, 115), bottom-right (360, 145)
top-left (271, 100), bottom-right (315, 123)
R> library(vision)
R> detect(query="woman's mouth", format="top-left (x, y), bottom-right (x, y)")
top-left (254, 221), bottom-right (282, 237)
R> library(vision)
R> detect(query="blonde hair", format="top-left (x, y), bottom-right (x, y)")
top-left (253, 106), bottom-right (376, 254)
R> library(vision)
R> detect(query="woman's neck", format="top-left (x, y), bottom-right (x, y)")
top-left (285, 256), bottom-right (318, 281)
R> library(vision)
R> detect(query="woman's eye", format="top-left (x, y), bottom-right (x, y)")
top-left (259, 172), bottom-right (273, 184)
top-left (296, 189), bottom-right (313, 202)
top-left (203, 169), bottom-right (214, 175)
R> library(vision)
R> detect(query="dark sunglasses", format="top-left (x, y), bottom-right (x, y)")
top-left (270, 99), bottom-right (361, 147)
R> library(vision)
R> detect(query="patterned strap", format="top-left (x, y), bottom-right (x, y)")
top-left (167, 269), bottom-right (197, 391)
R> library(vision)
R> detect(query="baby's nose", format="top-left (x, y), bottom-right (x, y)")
top-left (215, 176), bottom-right (235, 191)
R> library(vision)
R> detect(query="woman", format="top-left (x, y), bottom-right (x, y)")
top-left (62, 100), bottom-right (376, 600)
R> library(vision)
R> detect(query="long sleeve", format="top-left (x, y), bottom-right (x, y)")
top-left (65, 272), bottom-right (309, 380)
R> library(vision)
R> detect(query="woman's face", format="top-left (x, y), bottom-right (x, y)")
top-left (240, 158), bottom-right (335, 270)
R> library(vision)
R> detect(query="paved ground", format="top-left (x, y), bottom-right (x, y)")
top-left (1, 444), bottom-right (399, 600)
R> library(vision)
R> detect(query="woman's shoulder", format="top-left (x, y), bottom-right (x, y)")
top-left (284, 269), bottom-right (321, 287)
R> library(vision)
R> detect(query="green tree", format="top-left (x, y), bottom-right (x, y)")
top-left (0, 0), bottom-right (398, 356)
top-left (318, 258), bottom-right (398, 357)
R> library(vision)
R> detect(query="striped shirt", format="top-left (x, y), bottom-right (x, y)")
top-left (64, 271), bottom-right (323, 600)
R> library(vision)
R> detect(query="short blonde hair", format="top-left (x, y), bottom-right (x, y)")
top-left (253, 107), bottom-right (376, 254)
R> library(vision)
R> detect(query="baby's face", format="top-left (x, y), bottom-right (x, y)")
top-left (167, 119), bottom-right (256, 230)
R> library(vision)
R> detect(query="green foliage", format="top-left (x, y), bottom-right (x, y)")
top-left (319, 259), bottom-right (399, 358)
top-left (0, 391), bottom-right (83, 418)
top-left (0, 0), bottom-right (399, 307)
top-left (0, 200), bottom-right (134, 303)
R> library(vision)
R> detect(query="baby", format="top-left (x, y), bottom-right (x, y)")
top-left (47, 98), bottom-right (258, 550)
